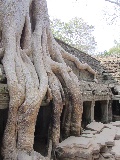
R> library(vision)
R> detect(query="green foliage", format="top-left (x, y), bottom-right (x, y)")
top-left (103, 50), bottom-right (109, 56)
top-left (104, 41), bottom-right (120, 55)
top-left (50, 17), bottom-right (97, 54)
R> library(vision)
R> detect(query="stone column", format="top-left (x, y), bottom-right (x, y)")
top-left (101, 100), bottom-right (109, 123)
top-left (108, 100), bottom-right (112, 122)
top-left (91, 100), bottom-right (95, 122)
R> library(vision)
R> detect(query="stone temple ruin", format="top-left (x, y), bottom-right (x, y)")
top-left (0, 39), bottom-right (120, 160)
top-left (98, 54), bottom-right (120, 122)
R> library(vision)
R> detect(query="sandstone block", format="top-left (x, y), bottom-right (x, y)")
top-left (86, 122), bottom-right (105, 132)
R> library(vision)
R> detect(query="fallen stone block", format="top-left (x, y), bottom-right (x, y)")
top-left (110, 140), bottom-right (120, 159)
top-left (115, 128), bottom-right (120, 140)
top-left (55, 146), bottom-right (93, 160)
top-left (101, 152), bottom-right (114, 158)
top-left (100, 128), bottom-right (116, 147)
top-left (100, 146), bottom-right (108, 153)
top-left (106, 141), bottom-right (115, 147)
top-left (92, 153), bottom-right (100, 159)
top-left (82, 130), bottom-right (97, 135)
top-left (91, 141), bottom-right (101, 154)
top-left (110, 121), bottom-right (120, 127)
top-left (56, 137), bottom-right (100, 159)
top-left (99, 154), bottom-right (105, 160)
top-left (57, 136), bottom-right (92, 149)
top-left (99, 153), bottom-right (115, 160)
top-left (86, 122), bottom-right (105, 132)
top-left (81, 134), bottom-right (93, 138)
top-left (93, 134), bottom-right (106, 147)
top-left (56, 137), bottom-right (95, 160)
top-left (17, 151), bottom-right (46, 160)
top-left (104, 124), bottom-right (117, 130)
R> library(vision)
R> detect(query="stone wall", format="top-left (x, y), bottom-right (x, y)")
top-left (97, 54), bottom-right (120, 121)
top-left (97, 54), bottom-right (120, 86)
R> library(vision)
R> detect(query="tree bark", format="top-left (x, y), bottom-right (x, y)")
top-left (0, 0), bottom-right (97, 159)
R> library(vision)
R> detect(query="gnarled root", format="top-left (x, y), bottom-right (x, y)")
top-left (1, 0), bottom-right (97, 159)
top-left (48, 73), bottom-right (63, 149)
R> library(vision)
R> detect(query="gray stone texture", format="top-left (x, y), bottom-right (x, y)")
top-left (55, 121), bottom-right (120, 160)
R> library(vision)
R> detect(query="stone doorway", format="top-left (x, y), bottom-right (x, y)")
top-left (112, 100), bottom-right (120, 115)
top-left (0, 108), bottom-right (8, 159)
top-left (0, 103), bottom-right (52, 158)
top-left (94, 100), bottom-right (108, 123)
top-left (82, 101), bottom-right (91, 129)
top-left (112, 100), bottom-right (120, 121)
top-left (33, 104), bottom-right (52, 157)
top-left (94, 101), bottom-right (102, 122)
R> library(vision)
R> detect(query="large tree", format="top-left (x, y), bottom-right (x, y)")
top-left (50, 18), bottom-right (97, 54)
top-left (0, 0), bottom-right (97, 159)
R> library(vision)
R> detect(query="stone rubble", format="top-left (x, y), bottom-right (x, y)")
top-left (55, 121), bottom-right (120, 160)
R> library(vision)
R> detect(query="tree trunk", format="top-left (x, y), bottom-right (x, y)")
top-left (0, 0), bottom-right (97, 159)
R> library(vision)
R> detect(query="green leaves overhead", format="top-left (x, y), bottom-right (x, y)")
top-left (50, 17), bottom-right (97, 54)
top-left (105, 41), bottom-right (120, 55)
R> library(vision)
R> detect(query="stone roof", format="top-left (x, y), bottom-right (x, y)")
top-left (56, 38), bottom-right (109, 84)
top-left (56, 38), bottom-right (101, 71)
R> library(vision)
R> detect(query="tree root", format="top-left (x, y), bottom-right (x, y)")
top-left (0, 0), bottom-right (97, 159)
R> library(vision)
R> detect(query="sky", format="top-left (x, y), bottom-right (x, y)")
top-left (47, 0), bottom-right (120, 54)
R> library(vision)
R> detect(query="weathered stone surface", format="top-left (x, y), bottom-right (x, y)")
top-left (86, 122), bottom-right (105, 132)
top-left (115, 128), bottom-right (120, 140)
top-left (110, 140), bottom-right (120, 158)
top-left (92, 153), bottom-right (100, 159)
top-left (56, 137), bottom-right (95, 159)
top-left (92, 134), bottom-right (106, 146)
top-left (99, 154), bottom-right (105, 160)
top-left (17, 151), bottom-right (47, 160)
top-left (100, 146), bottom-right (108, 153)
top-left (101, 152), bottom-right (114, 158)
top-left (100, 128), bottom-right (116, 146)
top-left (56, 122), bottom-right (120, 160)
top-left (91, 142), bottom-right (101, 154)
top-left (57, 136), bottom-right (92, 149)
top-left (82, 130), bottom-right (97, 135)
top-left (110, 121), bottom-right (120, 127)
top-left (97, 54), bottom-right (120, 84)
top-left (104, 124), bottom-right (117, 130)
top-left (56, 146), bottom-right (93, 159)
top-left (81, 134), bottom-right (93, 138)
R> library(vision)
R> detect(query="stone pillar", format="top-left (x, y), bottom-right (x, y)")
top-left (108, 100), bottom-right (112, 122)
top-left (91, 100), bottom-right (95, 122)
top-left (101, 100), bottom-right (109, 123)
